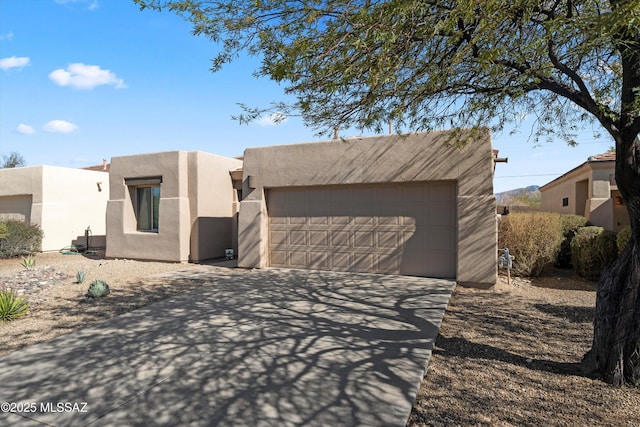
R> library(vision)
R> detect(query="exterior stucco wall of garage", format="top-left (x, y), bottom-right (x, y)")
top-left (238, 129), bottom-right (497, 286)
top-left (0, 166), bottom-right (109, 252)
top-left (106, 151), bottom-right (242, 262)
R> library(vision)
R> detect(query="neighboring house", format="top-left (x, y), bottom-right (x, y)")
top-left (540, 152), bottom-right (630, 232)
top-left (0, 166), bottom-right (109, 251)
top-left (106, 151), bottom-right (242, 263)
top-left (237, 129), bottom-right (498, 287)
top-left (83, 159), bottom-right (110, 173)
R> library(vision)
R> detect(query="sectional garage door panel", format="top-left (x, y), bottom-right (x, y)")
top-left (266, 182), bottom-right (456, 278)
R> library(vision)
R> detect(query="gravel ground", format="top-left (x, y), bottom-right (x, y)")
top-left (1, 252), bottom-right (638, 425)
top-left (408, 273), bottom-right (640, 426)
top-left (0, 251), bottom-right (234, 355)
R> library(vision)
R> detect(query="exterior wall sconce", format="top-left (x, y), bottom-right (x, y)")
top-left (97, 182), bottom-right (103, 192)
top-left (615, 196), bottom-right (624, 205)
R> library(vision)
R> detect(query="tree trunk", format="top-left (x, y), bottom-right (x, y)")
top-left (587, 136), bottom-right (640, 386)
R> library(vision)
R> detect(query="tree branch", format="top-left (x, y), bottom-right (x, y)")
top-left (547, 38), bottom-right (596, 109)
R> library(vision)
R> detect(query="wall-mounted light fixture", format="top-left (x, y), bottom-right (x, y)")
top-left (97, 182), bottom-right (103, 192)
top-left (615, 196), bottom-right (624, 206)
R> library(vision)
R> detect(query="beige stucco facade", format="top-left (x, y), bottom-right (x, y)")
top-left (106, 151), bottom-right (242, 262)
top-left (0, 166), bottom-right (109, 251)
top-left (238, 129), bottom-right (498, 286)
top-left (540, 156), bottom-right (630, 232)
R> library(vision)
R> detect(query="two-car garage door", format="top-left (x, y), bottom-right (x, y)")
top-left (267, 181), bottom-right (456, 278)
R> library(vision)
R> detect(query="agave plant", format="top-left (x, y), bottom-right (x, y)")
top-left (0, 289), bottom-right (29, 322)
top-left (21, 255), bottom-right (36, 271)
top-left (86, 280), bottom-right (110, 298)
top-left (76, 270), bottom-right (86, 284)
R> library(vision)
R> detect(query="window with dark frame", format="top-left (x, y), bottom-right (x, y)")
top-left (562, 197), bottom-right (569, 207)
top-left (124, 176), bottom-right (162, 233)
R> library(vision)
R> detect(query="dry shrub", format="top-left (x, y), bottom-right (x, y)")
top-left (0, 221), bottom-right (43, 258)
top-left (498, 212), bottom-right (563, 277)
top-left (571, 226), bottom-right (618, 281)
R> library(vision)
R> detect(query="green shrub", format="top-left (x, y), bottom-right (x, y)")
top-left (498, 212), bottom-right (564, 277)
top-left (571, 226), bottom-right (618, 281)
top-left (0, 220), bottom-right (43, 258)
top-left (617, 225), bottom-right (632, 254)
top-left (0, 222), bottom-right (7, 239)
top-left (86, 280), bottom-right (110, 298)
top-left (0, 289), bottom-right (29, 322)
top-left (556, 215), bottom-right (590, 267)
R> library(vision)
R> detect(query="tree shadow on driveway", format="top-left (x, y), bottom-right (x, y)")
top-left (0, 268), bottom-right (455, 427)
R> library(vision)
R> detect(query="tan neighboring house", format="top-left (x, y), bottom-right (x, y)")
top-left (237, 129), bottom-right (498, 287)
top-left (106, 151), bottom-right (242, 263)
top-left (540, 152), bottom-right (630, 232)
top-left (0, 166), bottom-right (109, 251)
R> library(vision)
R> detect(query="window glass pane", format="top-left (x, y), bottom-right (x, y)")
top-left (136, 186), bottom-right (160, 231)
top-left (152, 186), bottom-right (160, 230)
top-left (137, 187), bottom-right (149, 230)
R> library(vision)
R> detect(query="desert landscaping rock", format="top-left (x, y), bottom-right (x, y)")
top-left (0, 251), bottom-right (228, 355)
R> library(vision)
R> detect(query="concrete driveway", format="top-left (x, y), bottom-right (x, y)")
top-left (0, 268), bottom-right (455, 427)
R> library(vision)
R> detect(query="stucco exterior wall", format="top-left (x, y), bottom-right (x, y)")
top-left (238, 129), bottom-right (497, 286)
top-left (611, 190), bottom-right (630, 232)
top-left (540, 160), bottom-right (629, 231)
top-left (106, 151), bottom-right (241, 262)
top-left (0, 166), bottom-right (109, 252)
top-left (187, 151), bottom-right (243, 261)
top-left (540, 167), bottom-right (591, 215)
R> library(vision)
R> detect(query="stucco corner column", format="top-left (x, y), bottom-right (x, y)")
top-left (237, 199), bottom-right (267, 269)
top-left (456, 195), bottom-right (498, 287)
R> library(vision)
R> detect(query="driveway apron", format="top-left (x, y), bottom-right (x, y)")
top-left (0, 268), bottom-right (455, 427)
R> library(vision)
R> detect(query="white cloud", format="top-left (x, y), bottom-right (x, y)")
top-left (257, 113), bottom-right (288, 126)
top-left (16, 123), bottom-right (35, 134)
top-left (0, 31), bottom-right (14, 41)
top-left (55, 0), bottom-right (99, 10)
top-left (49, 63), bottom-right (126, 89)
top-left (0, 56), bottom-right (30, 70)
top-left (43, 120), bottom-right (78, 133)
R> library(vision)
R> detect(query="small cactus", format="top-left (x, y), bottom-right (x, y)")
top-left (0, 289), bottom-right (29, 322)
top-left (21, 255), bottom-right (36, 271)
top-left (86, 280), bottom-right (110, 298)
top-left (76, 271), bottom-right (86, 284)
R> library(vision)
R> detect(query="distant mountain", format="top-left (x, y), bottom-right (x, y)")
top-left (495, 185), bottom-right (541, 206)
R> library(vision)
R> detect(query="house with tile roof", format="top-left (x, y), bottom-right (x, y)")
top-left (540, 152), bottom-right (630, 232)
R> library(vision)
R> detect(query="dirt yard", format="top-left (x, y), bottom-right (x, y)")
top-left (1, 252), bottom-right (638, 426)
top-left (409, 272), bottom-right (640, 426)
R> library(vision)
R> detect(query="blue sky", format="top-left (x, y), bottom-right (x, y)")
top-left (0, 0), bottom-right (614, 193)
